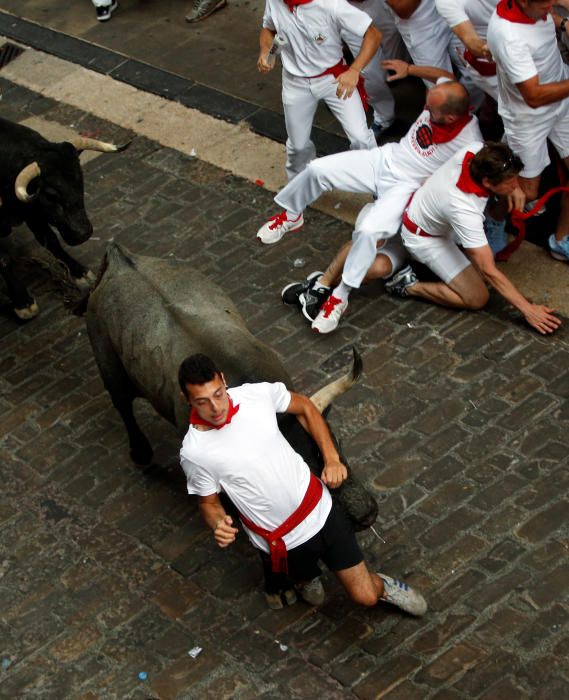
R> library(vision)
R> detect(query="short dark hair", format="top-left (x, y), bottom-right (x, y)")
top-left (469, 142), bottom-right (524, 186)
top-left (178, 353), bottom-right (221, 395)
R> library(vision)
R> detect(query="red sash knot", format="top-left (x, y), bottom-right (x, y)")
top-left (238, 472), bottom-right (323, 574)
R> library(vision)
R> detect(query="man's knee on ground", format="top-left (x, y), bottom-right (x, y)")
top-left (462, 285), bottom-right (490, 310)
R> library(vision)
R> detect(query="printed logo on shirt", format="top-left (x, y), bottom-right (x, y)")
top-left (313, 32), bottom-right (326, 44)
top-left (409, 117), bottom-right (436, 158)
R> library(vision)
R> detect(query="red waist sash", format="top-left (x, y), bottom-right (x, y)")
top-left (463, 49), bottom-right (497, 77)
top-left (312, 59), bottom-right (369, 110)
top-left (238, 472), bottom-right (323, 574)
top-left (402, 210), bottom-right (439, 238)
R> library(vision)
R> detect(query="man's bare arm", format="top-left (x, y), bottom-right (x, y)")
top-left (383, 58), bottom-right (455, 83)
top-left (517, 74), bottom-right (569, 108)
top-left (336, 25), bottom-right (382, 99)
top-left (199, 493), bottom-right (239, 547)
top-left (286, 392), bottom-right (347, 488)
top-left (467, 246), bottom-right (561, 334)
top-left (450, 19), bottom-right (491, 59)
top-left (258, 27), bottom-right (277, 73)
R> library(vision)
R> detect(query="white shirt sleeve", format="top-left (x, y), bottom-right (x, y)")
top-left (334, 0), bottom-right (373, 38)
top-left (180, 452), bottom-right (220, 496)
top-left (435, 0), bottom-right (469, 29)
top-left (452, 211), bottom-right (488, 249)
top-left (264, 381), bottom-right (292, 413)
top-left (492, 35), bottom-right (537, 84)
top-left (262, 0), bottom-right (275, 31)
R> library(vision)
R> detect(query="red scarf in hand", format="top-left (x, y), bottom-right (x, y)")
top-left (429, 112), bottom-right (472, 145)
top-left (456, 151), bottom-right (490, 197)
top-left (284, 0), bottom-right (312, 12)
top-left (189, 396), bottom-right (240, 429)
top-left (496, 0), bottom-right (545, 24)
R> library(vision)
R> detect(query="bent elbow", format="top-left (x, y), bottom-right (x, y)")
top-left (524, 94), bottom-right (545, 109)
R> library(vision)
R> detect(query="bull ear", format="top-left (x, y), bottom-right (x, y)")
top-left (15, 162), bottom-right (41, 203)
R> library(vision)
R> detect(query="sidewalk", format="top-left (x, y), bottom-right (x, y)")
top-left (0, 42), bottom-right (568, 699)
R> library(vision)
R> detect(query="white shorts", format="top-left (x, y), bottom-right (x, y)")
top-left (401, 226), bottom-right (471, 283)
top-left (504, 98), bottom-right (569, 178)
top-left (377, 236), bottom-right (408, 278)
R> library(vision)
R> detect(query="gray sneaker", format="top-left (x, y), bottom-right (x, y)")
top-left (378, 573), bottom-right (427, 616)
top-left (185, 0), bottom-right (227, 23)
top-left (296, 577), bottom-right (326, 606)
top-left (281, 271), bottom-right (324, 306)
top-left (300, 284), bottom-right (331, 321)
top-left (384, 264), bottom-right (418, 297)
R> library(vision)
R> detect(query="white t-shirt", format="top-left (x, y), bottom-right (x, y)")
top-left (263, 0), bottom-right (372, 77)
top-left (407, 143), bottom-right (489, 248)
top-left (487, 7), bottom-right (569, 121)
top-left (385, 0), bottom-right (451, 46)
top-left (435, 0), bottom-right (497, 38)
top-left (381, 80), bottom-right (483, 183)
top-left (180, 382), bottom-right (333, 553)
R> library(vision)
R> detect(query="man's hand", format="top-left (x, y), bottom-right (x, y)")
top-left (257, 53), bottom-right (274, 73)
top-left (335, 68), bottom-right (360, 99)
top-left (213, 515), bottom-right (239, 547)
top-left (321, 460), bottom-right (348, 488)
top-left (507, 186), bottom-right (526, 212)
top-left (382, 59), bottom-right (410, 82)
top-left (468, 38), bottom-right (492, 60)
top-left (523, 304), bottom-right (561, 335)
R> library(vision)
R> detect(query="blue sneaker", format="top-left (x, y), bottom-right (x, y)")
top-left (549, 234), bottom-right (569, 262)
top-left (484, 217), bottom-right (507, 256)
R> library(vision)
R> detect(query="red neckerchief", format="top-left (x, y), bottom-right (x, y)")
top-left (429, 112), bottom-right (472, 145)
top-left (284, 0), bottom-right (312, 12)
top-left (456, 151), bottom-right (491, 198)
top-left (238, 472), bottom-right (323, 574)
top-left (496, 0), bottom-right (545, 24)
top-left (189, 396), bottom-right (240, 430)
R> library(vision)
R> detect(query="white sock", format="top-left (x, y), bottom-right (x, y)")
top-left (332, 281), bottom-right (352, 302)
top-left (286, 210), bottom-right (302, 221)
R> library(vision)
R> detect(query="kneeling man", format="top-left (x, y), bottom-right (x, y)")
top-left (386, 141), bottom-right (561, 335)
top-left (178, 353), bottom-right (426, 614)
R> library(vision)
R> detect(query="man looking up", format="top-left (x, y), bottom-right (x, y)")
top-left (178, 353), bottom-right (427, 614)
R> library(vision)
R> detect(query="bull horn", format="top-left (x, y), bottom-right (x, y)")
top-left (309, 347), bottom-right (363, 413)
top-left (15, 162), bottom-right (41, 202)
top-left (69, 136), bottom-right (130, 153)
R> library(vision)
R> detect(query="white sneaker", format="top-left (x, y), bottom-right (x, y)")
top-left (311, 295), bottom-right (348, 334)
top-left (378, 573), bottom-right (427, 617)
top-left (256, 211), bottom-right (304, 245)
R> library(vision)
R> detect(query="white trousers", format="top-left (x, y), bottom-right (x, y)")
top-left (282, 69), bottom-right (376, 181)
top-left (275, 148), bottom-right (416, 287)
top-left (342, 32), bottom-right (395, 126)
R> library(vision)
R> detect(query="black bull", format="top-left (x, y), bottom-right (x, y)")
top-left (0, 117), bottom-right (125, 319)
top-left (86, 243), bottom-right (378, 533)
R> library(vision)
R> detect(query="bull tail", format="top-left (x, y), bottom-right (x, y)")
top-left (309, 347), bottom-right (363, 413)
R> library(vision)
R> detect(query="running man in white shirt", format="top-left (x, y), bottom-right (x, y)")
top-left (257, 68), bottom-right (482, 334)
top-left (385, 142), bottom-right (561, 335)
top-left (178, 353), bottom-right (427, 613)
top-left (258, 0), bottom-right (381, 190)
top-left (487, 0), bottom-right (569, 262)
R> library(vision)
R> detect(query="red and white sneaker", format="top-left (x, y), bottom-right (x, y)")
top-left (256, 211), bottom-right (304, 244)
top-left (311, 295), bottom-right (348, 334)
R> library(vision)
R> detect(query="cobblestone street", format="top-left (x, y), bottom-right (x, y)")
top-left (0, 78), bottom-right (568, 699)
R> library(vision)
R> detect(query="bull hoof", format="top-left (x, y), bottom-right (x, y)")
top-left (130, 444), bottom-right (153, 465)
top-left (14, 300), bottom-right (39, 320)
top-left (73, 270), bottom-right (96, 290)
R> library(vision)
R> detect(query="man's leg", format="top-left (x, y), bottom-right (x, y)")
top-left (257, 149), bottom-right (379, 244)
top-left (334, 561), bottom-right (383, 607)
top-left (407, 265), bottom-right (489, 309)
top-left (282, 74), bottom-right (320, 182)
top-left (319, 77), bottom-right (376, 150)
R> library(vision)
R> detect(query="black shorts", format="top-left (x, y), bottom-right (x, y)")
top-left (260, 502), bottom-right (363, 585)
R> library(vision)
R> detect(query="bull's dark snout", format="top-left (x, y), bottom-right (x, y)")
top-left (61, 215), bottom-right (93, 246)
